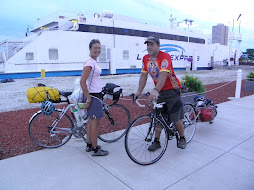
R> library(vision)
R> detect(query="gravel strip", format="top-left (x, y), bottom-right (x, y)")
top-left (0, 66), bottom-right (253, 113)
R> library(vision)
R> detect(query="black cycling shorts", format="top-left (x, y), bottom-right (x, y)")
top-left (157, 89), bottom-right (184, 123)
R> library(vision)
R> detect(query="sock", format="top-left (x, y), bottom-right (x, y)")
top-left (92, 146), bottom-right (100, 152)
top-left (154, 138), bottom-right (160, 142)
top-left (180, 136), bottom-right (185, 139)
top-left (86, 142), bottom-right (92, 148)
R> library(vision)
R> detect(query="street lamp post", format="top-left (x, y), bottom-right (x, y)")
top-left (228, 14), bottom-right (242, 68)
top-left (184, 19), bottom-right (193, 72)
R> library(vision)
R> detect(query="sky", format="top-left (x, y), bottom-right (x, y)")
top-left (0, 0), bottom-right (253, 52)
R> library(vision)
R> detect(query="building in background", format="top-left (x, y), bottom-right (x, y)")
top-left (212, 24), bottom-right (229, 46)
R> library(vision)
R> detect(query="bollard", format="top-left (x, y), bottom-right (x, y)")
top-left (41, 69), bottom-right (45, 78)
top-left (235, 69), bottom-right (242, 98)
top-left (186, 66), bottom-right (190, 73)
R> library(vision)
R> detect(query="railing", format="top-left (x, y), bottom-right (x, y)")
top-left (0, 41), bottom-right (30, 61)
top-left (212, 60), bottom-right (227, 69)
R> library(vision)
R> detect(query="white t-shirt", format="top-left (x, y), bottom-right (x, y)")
top-left (83, 56), bottom-right (102, 93)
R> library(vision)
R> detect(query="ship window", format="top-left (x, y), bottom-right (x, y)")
top-left (134, 30), bottom-right (142, 36)
top-left (159, 33), bottom-right (165, 39)
top-left (26, 52), bottom-right (34, 60)
top-left (164, 34), bottom-right (169, 40)
top-left (123, 50), bottom-right (129, 60)
top-left (114, 28), bottom-right (122, 35)
top-left (105, 27), bottom-right (113, 34)
top-left (170, 35), bottom-right (176, 40)
top-left (189, 37), bottom-right (205, 44)
top-left (79, 24), bottom-right (89, 32)
top-left (142, 31), bottom-right (149, 37)
top-left (99, 45), bottom-right (106, 62)
top-left (107, 48), bottom-right (110, 60)
top-left (88, 25), bottom-right (97, 32)
top-left (130, 29), bottom-right (135, 36)
top-left (149, 32), bottom-right (156, 37)
top-left (123, 29), bottom-right (130, 35)
top-left (49, 49), bottom-right (58, 60)
top-left (77, 24), bottom-right (205, 44)
top-left (97, 26), bottom-right (105, 33)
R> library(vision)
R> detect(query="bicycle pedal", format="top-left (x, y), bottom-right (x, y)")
top-left (72, 128), bottom-right (86, 138)
top-left (73, 133), bottom-right (83, 138)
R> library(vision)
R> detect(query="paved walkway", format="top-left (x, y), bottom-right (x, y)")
top-left (0, 95), bottom-right (254, 190)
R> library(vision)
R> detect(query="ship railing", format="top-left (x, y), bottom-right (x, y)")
top-left (0, 40), bottom-right (31, 62)
top-left (59, 21), bottom-right (74, 31)
top-left (212, 60), bottom-right (228, 69)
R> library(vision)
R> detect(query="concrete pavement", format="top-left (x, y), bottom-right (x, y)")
top-left (0, 95), bottom-right (254, 190)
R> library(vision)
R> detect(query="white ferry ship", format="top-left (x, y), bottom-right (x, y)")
top-left (0, 10), bottom-right (238, 79)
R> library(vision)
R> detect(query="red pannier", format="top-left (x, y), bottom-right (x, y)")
top-left (198, 105), bottom-right (217, 122)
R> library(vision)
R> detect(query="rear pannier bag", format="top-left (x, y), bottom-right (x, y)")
top-left (27, 87), bottom-right (60, 103)
top-left (199, 105), bottom-right (217, 122)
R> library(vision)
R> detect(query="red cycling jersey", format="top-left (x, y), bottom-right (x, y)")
top-left (141, 51), bottom-right (182, 91)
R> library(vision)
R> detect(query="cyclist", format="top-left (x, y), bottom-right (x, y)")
top-left (134, 36), bottom-right (186, 150)
top-left (80, 39), bottom-right (109, 156)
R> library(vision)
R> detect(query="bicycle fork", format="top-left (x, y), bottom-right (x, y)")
top-left (145, 113), bottom-right (157, 142)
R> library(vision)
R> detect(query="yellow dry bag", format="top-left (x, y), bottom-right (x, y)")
top-left (27, 86), bottom-right (60, 103)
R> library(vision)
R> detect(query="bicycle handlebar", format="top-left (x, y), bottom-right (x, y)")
top-left (130, 92), bottom-right (166, 109)
top-left (130, 92), bottom-right (150, 108)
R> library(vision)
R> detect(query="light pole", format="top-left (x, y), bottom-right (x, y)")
top-left (228, 14), bottom-right (242, 67)
top-left (183, 19), bottom-right (193, 72)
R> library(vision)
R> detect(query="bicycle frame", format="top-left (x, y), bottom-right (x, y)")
top-left (45, 94), bottom-right (118, 135)
top-left (134, 95), bottom-right (179, 141)
top-left (29, 103), bottom-right (77, 136)
top-left (151, 107), bottom-right (179, 140)
top-left (51, 104), bottom-right (76, 134)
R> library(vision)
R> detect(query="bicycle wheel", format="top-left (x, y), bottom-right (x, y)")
top-left (125, 115), bottom-right (168, 166)
top-left (29, 109), bottom-right (74, 148)
top-left (182, 104), bottom-right (196, 143)
top-left (99, 104), bottom-right (130, 143)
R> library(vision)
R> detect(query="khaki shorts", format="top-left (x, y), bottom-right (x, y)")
top-left (157, 89), bottom-right (184, 123)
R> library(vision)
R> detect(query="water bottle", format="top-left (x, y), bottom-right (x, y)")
top-left (77, 108), bottom-right (84, 118)
top-left (73, 108), bottom-right (82, 127)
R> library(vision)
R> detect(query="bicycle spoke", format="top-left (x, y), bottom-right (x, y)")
top-left (29, 110), bottom-right (73, 148)
top-left (183, 104), bottom-right (196, 143)
top-left (125, 115), bottom-right (168, 165)
top-left (98, 104), bottom-right (130, 143)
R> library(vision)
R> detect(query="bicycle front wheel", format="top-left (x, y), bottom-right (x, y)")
top-left (99, 104), bottom-right (130, 143)
top-left (125, 115), bottom-right (168, 166)
top-left (182, 104), bottom-right (196, 143)
top-left (29, 110), bottom-right (74, 148)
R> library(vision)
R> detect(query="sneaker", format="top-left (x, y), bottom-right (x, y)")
top-left (86, 145), bottom-right (101, 152)
top-left (177, 138), bottom-right (186, 149)
top-left (168, 131), bottom-right (174, 140)
top-left (148, 141), bottom-right (161, 151)
top-left (92, 147), bottom-right (109, 156)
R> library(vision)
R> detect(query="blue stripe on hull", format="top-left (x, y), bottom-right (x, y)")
top-left (0, 67), bottom-right (213, 79)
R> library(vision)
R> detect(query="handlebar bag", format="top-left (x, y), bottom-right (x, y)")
top-left (104, 83), bottom-right (122, 101)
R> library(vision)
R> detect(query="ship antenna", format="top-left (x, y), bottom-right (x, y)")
top-left (169, 14), bottom-right (176, 29)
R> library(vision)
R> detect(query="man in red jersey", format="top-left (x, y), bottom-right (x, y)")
top-left (135, 36), bottom-right (186, 150)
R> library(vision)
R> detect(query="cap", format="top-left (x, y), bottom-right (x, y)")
top-left (144, 36), bottom-right (160, 44)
